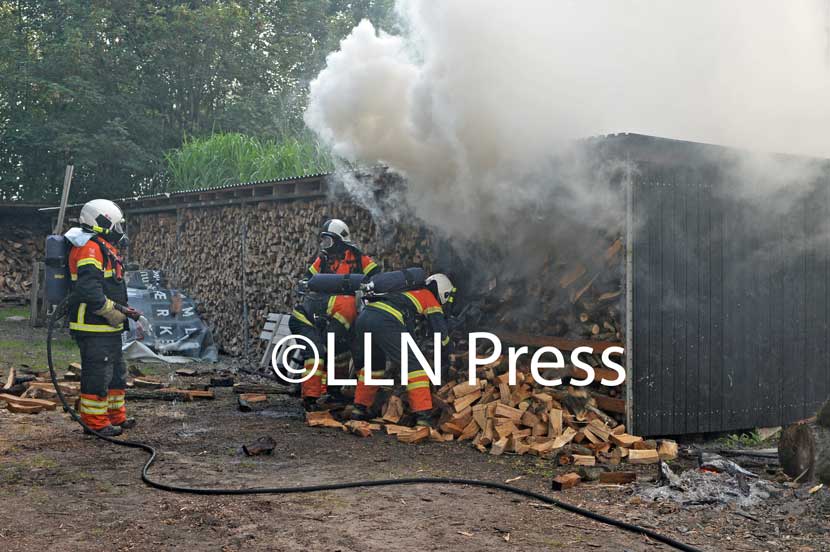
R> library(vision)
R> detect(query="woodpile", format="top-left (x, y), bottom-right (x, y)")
top-left (0, 227), bottom-right (43, 300)
top-left (304, 353), bottom-right (675, 468)
top-left (1, 367), bottom-right (71, 414)
top-left (476, 234), bottom-right (624, 340)
top-left (129, 196), bottom-right (434, 357)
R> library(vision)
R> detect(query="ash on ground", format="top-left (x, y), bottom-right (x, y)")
top-left (639, 460), bottom-right (783, 509)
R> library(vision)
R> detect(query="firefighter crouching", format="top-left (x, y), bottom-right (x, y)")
top-left (66, 199), bottom-right (139, 437)
top-left (351, 273), bottom-right (456, 428)
top-left (289, 218), bottom-right (380, 410)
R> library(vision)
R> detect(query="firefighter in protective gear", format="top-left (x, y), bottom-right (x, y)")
top-left (351, 273), bottom-right (456, 427)
top-left (66, 199), bottom-right (136, 437)
top-left (289, 219), bottom-right (380, 410)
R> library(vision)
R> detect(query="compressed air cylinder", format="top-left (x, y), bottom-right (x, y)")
top-left (368, 267), bottom-right (426, 293)
top-left (44, 235), bottom-right (69, 304)
top-left (306, 273), bottom-right (367, 294)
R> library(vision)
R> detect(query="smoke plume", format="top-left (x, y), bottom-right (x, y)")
top-left (305, 0), bottom-right (830, 247)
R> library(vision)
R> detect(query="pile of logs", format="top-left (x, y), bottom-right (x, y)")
top-left (476, 234), bottom-right (624, 340)
top-left (129, 197), bottom-right (434, 357)
top-left (306, 351), bottom-right (675, 469)
top-left (1, 367), bottom-right (70, 414)
top-left (0, 228), bottom-right (43, 300)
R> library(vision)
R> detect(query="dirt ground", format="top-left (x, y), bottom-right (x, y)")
top-left (1, 308), bottom-right (829, 552)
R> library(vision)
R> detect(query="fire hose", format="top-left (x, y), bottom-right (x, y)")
top-left (46, 300), bottom-right (701, 552)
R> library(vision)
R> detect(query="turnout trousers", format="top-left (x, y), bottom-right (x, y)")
top-left (352, 307), bottom-right (433, 413)
top-left (76, 334), bottom-right (127, 430)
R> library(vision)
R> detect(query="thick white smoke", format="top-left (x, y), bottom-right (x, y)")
top-left (304, 1), bottom-right (830, 242)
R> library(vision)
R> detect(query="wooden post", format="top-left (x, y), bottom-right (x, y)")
top-left (29, 260), bottom-right (41, 327)
top-left (53, 165), bottom-right (74, 235)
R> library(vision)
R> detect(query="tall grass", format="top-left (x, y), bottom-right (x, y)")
top-left (164, 132), bottom-right (335, 191)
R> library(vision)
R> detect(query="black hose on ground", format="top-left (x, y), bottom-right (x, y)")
top-left (47, 302), bottom-right (701, 552)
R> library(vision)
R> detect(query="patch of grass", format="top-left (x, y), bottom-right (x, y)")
top-left (1, 305), bottom-right (29, 320)
top-left (0, 337), bottom-right (79, 372)
top-left (719, 430), bottom-right (764, 448)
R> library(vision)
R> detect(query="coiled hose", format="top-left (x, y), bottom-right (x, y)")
top-left (46, 301), bottom-right (701, 552)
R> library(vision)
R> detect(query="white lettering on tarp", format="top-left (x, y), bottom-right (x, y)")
top-left (153, 291), bottom-right (167, 301)
top-left (155, 309), bottom-right (170, 318)
top-left (181, 306), bottom-right (195, 318)
top-left (158, 326), bottom-right (174, 336)
top-left (183, 327), bottom-right (198, 336)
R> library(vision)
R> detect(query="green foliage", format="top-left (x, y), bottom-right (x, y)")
top-left (719, 430), bottom-right (765, 448)
top-left (0, 0), bottom-right (395, 202)
top-left (165, 132), bottom-right (334, 190)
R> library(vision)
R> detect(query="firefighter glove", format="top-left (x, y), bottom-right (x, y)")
top-left (94, 299), bottom-right (126, 327)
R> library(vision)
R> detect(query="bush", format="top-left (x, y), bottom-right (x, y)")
top-left (164, 132), bottom-right (334, 191)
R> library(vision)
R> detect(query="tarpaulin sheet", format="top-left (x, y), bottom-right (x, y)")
top-left (124, 270), bottom-right (218, 362)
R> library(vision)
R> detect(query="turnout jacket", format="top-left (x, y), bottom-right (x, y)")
top-left (296, 245), bottom-right (380, 331)
top-left (68, 235), bottom-right (128, 334)
top-left (305, 245), bottom-right (379, 278)
top-left (365, 288), bottom-right (452, 357)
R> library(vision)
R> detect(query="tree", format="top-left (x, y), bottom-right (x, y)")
top-left (0, 0), bottom-right (394, 202)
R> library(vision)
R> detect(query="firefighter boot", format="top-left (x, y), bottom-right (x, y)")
top-left (415, 411), bottom-right (433, 428)
top-left (350, 404), bottom-right (370, 421)
top-left (84, 424), bottom-right (123, 437)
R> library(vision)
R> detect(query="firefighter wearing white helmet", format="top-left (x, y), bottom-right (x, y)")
top-left (426, 273), bottom-right (455, 305)
top-left (291, 219), bottom-right (380, 410)
top-left (351, 272), bottom-right (456, 427)
top-left (66, 199), bottom-right (139, 437)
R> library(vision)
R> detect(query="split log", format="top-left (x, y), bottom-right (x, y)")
top-left (599, 471), bottom-right (637, 484)
top-left (243, 436), bottom-right (277, 456)
top-left (0, 394), bottom-right (58, 410)
top-left (551, 473), bottom-right (581, 491)
top-left (627, 449), bottom-right (660, 464)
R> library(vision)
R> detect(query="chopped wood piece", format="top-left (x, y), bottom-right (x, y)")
top-left (242, 436), bottom-right (277, 456)
top-left (551, 472), bottom-right (581, 491)
top-left (573, 454), bottom-right (596, 466)
top-left (592, 394), bottom-right (626, 414)
top-left (306, 411), bottom-right (345, 430)
top-left (133, 377), bottom-right (165, 389)
top-left (494, 403), bottom-right (523, 422)
top-left (549, 408), bottom-right (563, 437)
top-left (628, 449), bottom-right (660, 464)
top-left (397, 426), bottom-right (430, 444)
top-left (459, 420), bottom-right (480, 441)
top-left (0, 394), bottom-right (58, 410)
top-left (452, 380), bottom-right (481, 398)
top-left (439, 422), bottom-right (465, 437)
top-left (599, 471), bottom-right (637, 484)
top-left (175, 368), bottom-right (197, 377)
top-left (382, 395), bottom-right (404, 423)
top-left (3, 367), bottom-right (15, 390)
top-left (551, 427), bottom-right (578, 449)
top-left (238, 393), bottom-right (267, 412)
top-left (632, 439), bottom-right (658, 450)
top-left (7, 403), bottom-right (44, 414)
top-left (490, 437), bottom-right (509, 456)
top-left (657, 440), bottom-right (678, 461)
top-left (454, 389), bottom-right (481, 412)
top-left (384, 424), bottom-right (410, 435)
top-left (345, 421), bottom-right (373, 437)
top-left (610, 433), bottom-right (643, 448)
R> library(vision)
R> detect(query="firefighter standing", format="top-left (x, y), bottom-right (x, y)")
top-left (351, 273), bottom-right (455, 427)
top-left (66, 199), bottom-right (137, 437)
top-left (289, 219), bottom-right (380, 410)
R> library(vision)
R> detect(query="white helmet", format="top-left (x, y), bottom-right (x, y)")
top-left (426, 273), bottom-right (455, 305)
top-left (79, 199), bottom-right (125, 240)
top-left (320, 218), bottom-right (350, 252)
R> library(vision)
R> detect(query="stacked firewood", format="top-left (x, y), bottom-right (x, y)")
top-left (0, 229), bottom-right (43, 300)
top-left (129, 198), bottom-right (434, 356)
top-left (476, 233), bottom-right (624, 340)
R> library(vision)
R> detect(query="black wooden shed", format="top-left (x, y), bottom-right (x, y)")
top-left (605, 134), bottom-right (830, 436)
